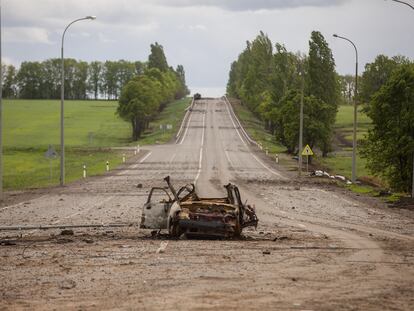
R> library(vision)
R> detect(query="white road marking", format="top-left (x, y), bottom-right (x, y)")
top-left (224, 150), bottom-right (234, 168)
top-left (179, 112), bottom-right (193, 145)
top-left (225, 100), bottom-right (248, 148)
top-left (250, 153), bottom-right (286, 179)
top-left (109, 151), bottom-right (152, 179)
top-left (194, 112), bottom-right (206, 184)
top-left (169, 153), bottom-right (176, 163)
top-left (224, 99), bottom-right (286, 180)
top-left (139, 152), bottom-right (152, 163)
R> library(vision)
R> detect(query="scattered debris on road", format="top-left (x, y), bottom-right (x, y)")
top-left (311, 170), bottom-right (353, 184)
top-left (156, 241), bottom-right (169, 253)
top-left (60, 229), bottom-right (74, 236)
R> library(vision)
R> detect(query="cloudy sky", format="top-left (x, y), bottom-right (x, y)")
top-left (3, 0), bottom-right (414, 96)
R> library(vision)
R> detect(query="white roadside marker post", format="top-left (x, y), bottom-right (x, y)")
top-left (137, 145), bottom-right (140, 153)
top-left (122, 154), bottom-right (126, 163)
top-left (83, 164), bottom-right (87, 178)
top-left (106, 161), bottom-right (109, 171)
top-left (275, 154), bottom-right (279, 164)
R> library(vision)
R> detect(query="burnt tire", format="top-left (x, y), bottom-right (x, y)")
top-left (169, 219), bottom-right (182, 238)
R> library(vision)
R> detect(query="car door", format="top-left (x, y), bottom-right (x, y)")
top-left (140, 188), bottom-right (173, 229)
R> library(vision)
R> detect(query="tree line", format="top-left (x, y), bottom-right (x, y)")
top-left (227, 31), bottom-right (339, 157)
top-left (117, 42), bottom-right (190, 141)
top-left (359, 55), bottom-right (413, 193)
top-left (1, 47), bottom-right (188, 101)
top-left (227, 31), bottom-right (413, 193)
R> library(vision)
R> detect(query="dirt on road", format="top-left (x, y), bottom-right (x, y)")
top-left (0, 98), bottom-right (413, 311)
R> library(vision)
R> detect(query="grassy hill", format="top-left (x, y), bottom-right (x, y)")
top-left (4, 98), bottom-right (189, 189)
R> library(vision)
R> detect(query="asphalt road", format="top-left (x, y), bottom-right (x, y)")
top-left (0, 98), bottom-right (413, 310)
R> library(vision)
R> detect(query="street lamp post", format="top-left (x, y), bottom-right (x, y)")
top-left (333, 34), bottom-right (358, 183)
top-left (60, 16), bottom-right (96, 186)
top-left (388, 0), bottom-right (414, 10)
top-left (298, 71), bottom-right (305, 177)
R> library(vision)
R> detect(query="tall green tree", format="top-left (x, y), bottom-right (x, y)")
top-left (241, 32), bottom-right (274, 113)
top-left (275, 90), bottom-right (331, 154)
top-left (88, 61), bottom-right (102, 100)
top-left (101, 61), bottom-right (119, 100)
top-left (175, 64), bottom-right (190, 98)
top-left (148, 42), bottom-right (169, 72)
top-left (3, 64), bottom-right (17, 98)
top-left (338, 74), bottom-right (355, 105)
top-left (361, 64), bottom-right (414, 192)
top-left (360, 55), bottom-right (410, 113)
top-left (41, 59), bottom-right (61, 99)
top-left (117, 60), bottom-right (136, 94)
top-left (117, 76), bottom-right (161, 140)
top-left (73, 61), bottom-right (88, 100)
top-left (16, 61), bottom-right (44, 99)
top-left (307, 31), bottom-right (339, 155)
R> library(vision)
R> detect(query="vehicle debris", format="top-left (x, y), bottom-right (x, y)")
top-left (140, 176), bottom-right (258, 238)
top-left (156, 241), bottom-right (169, 253)
top-left (60, 229), bottom-right (74, 236)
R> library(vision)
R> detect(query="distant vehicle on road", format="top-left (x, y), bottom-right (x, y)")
top-left (193, 93), bottom-right (201, 100)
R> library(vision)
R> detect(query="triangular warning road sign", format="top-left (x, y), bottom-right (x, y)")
top-left (301, 144), bottom-right (314, 156)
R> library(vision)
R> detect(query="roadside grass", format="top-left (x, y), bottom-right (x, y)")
top-left (230, 100), bottom-right (286, 154)
top-left (4, 98), bottom-right (189, 190)
top-left (135, 98), bottom-right (190, 145)
top-left (315, 105), bottom-right (375, 181)
top-left (334, 105), bottom-right (372, 142)
top-left (4, 148), bottom-right (123, 189)
top-left (229, 99), bottom-right (402, 200)
top-left (318, 155), bottom-right (370, 178)
top-left (229, 99), bottom-right (298, 168)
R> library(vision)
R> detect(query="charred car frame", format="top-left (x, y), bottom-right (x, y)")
top-left (140, 177), bottom-right (258, 238)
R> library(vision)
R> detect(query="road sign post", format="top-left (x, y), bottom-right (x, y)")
top-left (301, 144), bottom-right (314, 175)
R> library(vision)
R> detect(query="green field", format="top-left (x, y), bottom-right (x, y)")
top-left (334, 105), bottom-right (372, 141)
top-left (4, 98), bottom-right (189, 189)
top-left (318, 105), bottom-right (373, 180)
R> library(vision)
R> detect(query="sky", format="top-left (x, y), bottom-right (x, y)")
top-left (3, 0), bottom-right (414, 96)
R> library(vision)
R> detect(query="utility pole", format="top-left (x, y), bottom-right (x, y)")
top-left (298, 72), bottom-right (304, 177)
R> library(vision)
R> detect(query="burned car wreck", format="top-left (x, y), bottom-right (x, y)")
top-left (140, 176), bottom-right (258, 238)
